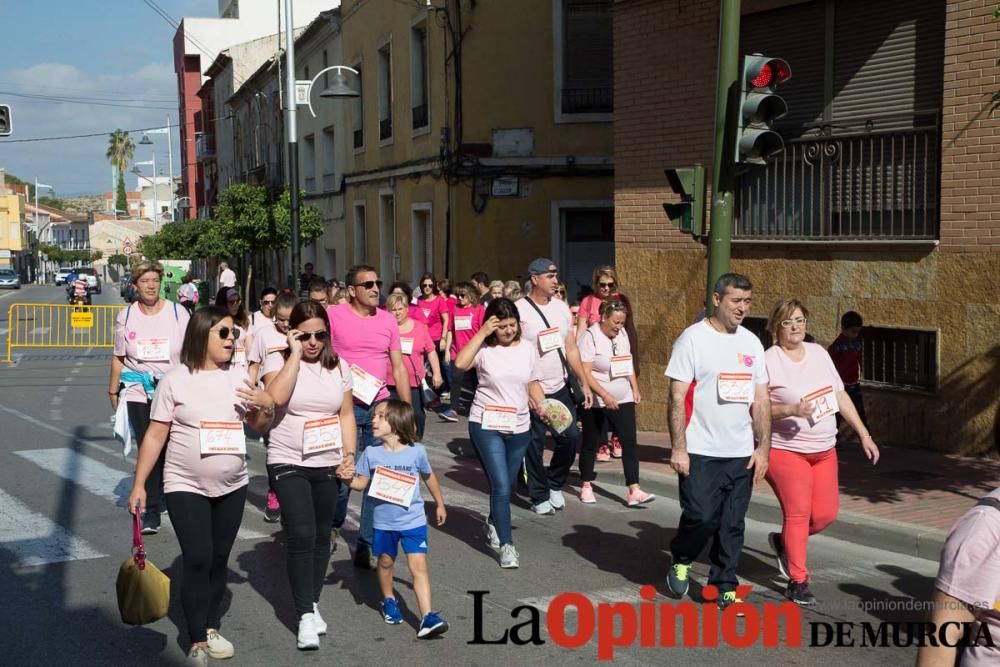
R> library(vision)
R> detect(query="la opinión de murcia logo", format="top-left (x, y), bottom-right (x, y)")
top-left (467, 587), bottom-right (994, 660)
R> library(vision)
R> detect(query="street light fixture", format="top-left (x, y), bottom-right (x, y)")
top-left (33, 179), bottom-right (55, 284)
top-left (132, 160), bottom-right (159, 233)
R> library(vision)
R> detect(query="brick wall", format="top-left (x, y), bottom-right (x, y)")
top-left (940, 0), bottom-right (1000, 252)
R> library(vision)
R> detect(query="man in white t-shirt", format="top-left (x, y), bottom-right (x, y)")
top-left (664, 272), bottom-right (771, 610)
top-left (218, 261), bottom-right (236, 290)
top-left (516, 258), bottom-right (593, 516)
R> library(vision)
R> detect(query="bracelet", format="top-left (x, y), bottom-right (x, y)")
top-left (861, 434), bottom-right (873, 440)
top-left (343, 451), bottom-right (356, 459)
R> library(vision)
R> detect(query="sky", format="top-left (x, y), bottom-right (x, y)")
top-left (0, 1), bottom-right (219, 197)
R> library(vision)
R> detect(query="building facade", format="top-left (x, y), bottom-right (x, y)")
top-left (614, 0), bottom-right (1000, 454)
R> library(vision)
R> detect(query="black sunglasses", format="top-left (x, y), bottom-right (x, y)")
top-left (297, 331), bottom-right (330, 342)
top-left (216, 327), bottom-right (241, 340)
top-left (421, 282), bottom-right (434, 288)
top-left (354, 280), bottom-right (383, 290)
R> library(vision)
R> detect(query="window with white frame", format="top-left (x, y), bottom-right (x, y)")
top-left (303, 134), bottom-right (316, 193)
top-left (321, 126), bottom-right (336, 191)
top-left (378, 43), bottom-right (393, 141)
top-left (410, 22), bottom-right (429, 131)
top-left (353, 203), bottom-right (367, 263)
top-left (352, 62), bottom-right (364, 149)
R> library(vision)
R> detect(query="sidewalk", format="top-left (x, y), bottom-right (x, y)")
top-left (421, 416), bottom-right (1000, 561)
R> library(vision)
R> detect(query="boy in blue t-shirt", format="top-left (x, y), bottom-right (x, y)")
top-left (350, 399), bottom-right (448, 638)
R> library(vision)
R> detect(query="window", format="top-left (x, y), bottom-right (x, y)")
top-left (378, 43), bottom-right (393, 142)
top-left (411, 205), bottom-right (432, 283)
top-left (353, 203), bottom-right (367, 263)
top-left (303, 134), bottom-right (316, 193)
top-left (861, 326), bottom-right (937, 391)
top-left (352, 63), bottom-right (364, 150)
top-left (561, 0), bottom-right (613, 114)
top-left (321, 126), bottom-right (336, 191)
top-left (410, 22), bottom-right (429, 131)
top-left (379, 193), bottom-right (395, 279)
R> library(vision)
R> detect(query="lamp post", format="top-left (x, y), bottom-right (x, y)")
top-left (132, 157), bottom-right (158, 233)
top-left (283, 0), bottom-right (359, 289)
top-left (139, 119), bottom-right (175, 221)
top-left (34, 179), bottom-right (55, 283)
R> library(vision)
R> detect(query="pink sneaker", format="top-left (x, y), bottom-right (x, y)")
top-left (627, 488), bottom-right (655, 507)
top-left (264, 489), bottom-right (281, 523)
top-left (611, 436), bottom-right (623, 458)
top-left (580, 485), bottom-right (596, 504)
top-left (596, 445), bottom-right (612, 462)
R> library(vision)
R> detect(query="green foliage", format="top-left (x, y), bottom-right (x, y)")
top-left (115, 171), bottom-right (127, 215)
top-left (39, 245), bottom-right (102, 264)
top-left (272, 187), bottom-right (325, 246)
top-left (108, 253), bottom-right (130, 268)
top-left (213, 184), bottom-right (272, 254)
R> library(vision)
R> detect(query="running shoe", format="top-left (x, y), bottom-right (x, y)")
top-left (439, 409), bottom-right (459, 422)
top-left (596, 444), bottom-right (612, 462)
top-left (666, 561), bottom-right (690, 597)
top-left (532, 500), bottom-right (555, 515)
top-left (717, 590), bottom-right (746, 616)
top-left (297, 613), bottom-right (320, 650)
top-left (313, 603), bottom-right (328, 635)
top-left (768, 532), bottom-right (790, 580)
top-left (786, 580), bottom-right (818, 606)
top-left (484, 521), bottom-right (500, 549)
top-left (141, 511), bottom-right (161, 535)
top-left (205, 629), bottom-right (234, 659)
top-left (626, 488), bottom-right (655, 506)
top-left (417, 612), bottom-right (449, 638)
top-left (381, 598), bottom-right (403, 624)
top-left (500, 544), bottom-right (519, 568)
top-left (611, 435), bottom-right (623, 458)
top-left (263, 489), bottom-right (281, 523)
top-left (186, 646), bottom-right (208, 666)
top-left (548, 489), bottom-right (566, 510)
top-left (580, 484), bottom-right (596, 504)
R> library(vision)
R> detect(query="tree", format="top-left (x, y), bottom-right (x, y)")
top-left (107, 253), bottom-right (129, 268)
top-left (272, 187), bottom-right (325, 247)
top-left (106, 129), bottom-right (135, 215)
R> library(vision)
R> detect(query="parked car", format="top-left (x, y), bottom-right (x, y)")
top-left (0, 268), bottom-right (20, 290)
top-left (73, 267), bottom-right (102, 294)
top-left (54, 267), bottom-right (75, 285)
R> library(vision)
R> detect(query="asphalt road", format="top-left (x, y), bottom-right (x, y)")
top-left (0, 285), bottom-right (942, 666)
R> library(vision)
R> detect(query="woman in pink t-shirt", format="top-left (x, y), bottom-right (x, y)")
top-left (109, 260), bottom-right (190, 533)
top-left (128, 306), bottom-right (274, 663)
top-left (385, 292), bottom-right (443, 438)
top-left (763, 298), bottom-right (879, 606)
top-left (455, 298), bottom-right (545, 569)
top-left (442, 282), bottom-right (484, 420)
top-left (260, 299), bottom-right (358, 650)
top-left (578, 301), bottom-right (654, 507)
top-left (417, 273), bottom-right (451, 403)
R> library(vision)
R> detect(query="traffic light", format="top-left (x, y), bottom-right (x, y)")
top-left (664, 165), bottom-right (706, 237)
top-left (0, 104), bottom-right (10, 137)
top-left (735, 55), bottom-right (791, 165)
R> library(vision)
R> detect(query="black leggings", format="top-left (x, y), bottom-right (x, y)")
top-left (128, 401), bottom-right (165, 512)
top-left (165, 487), bottom-right (247, 644)
top-left (268, 464), bottom-right (339, 615)
top-left (580, 403), bottom-right (640, 486)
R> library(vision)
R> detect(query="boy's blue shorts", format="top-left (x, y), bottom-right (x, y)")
top-left (373, 525), bottom-right (429, 558)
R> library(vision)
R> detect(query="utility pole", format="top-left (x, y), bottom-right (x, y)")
top-left (284, 0), bottom-right (301, 291)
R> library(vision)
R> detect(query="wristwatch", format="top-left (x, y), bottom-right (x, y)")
top-left (260, 404), bottom-right (275, 417)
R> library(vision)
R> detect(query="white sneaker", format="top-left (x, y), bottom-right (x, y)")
top-left (484, 521), bottom-right (500, 549)
top-left (500, 543), bottom-right (519, 569)
top-left (187, 646), bottom-right (209, 666)
top-left (313, 602), bottom-right (328, 635)
top-left (532, 500), bottom-right (555, 515)
top-left (549, 489), bottom-right (566, 510)
top-left (297, 612), bottom-right (320, 650)
top-left (205, 629), bottom-right (234, 659)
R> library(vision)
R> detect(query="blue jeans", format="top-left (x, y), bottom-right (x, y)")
top-left (333, 402), bottom-right (378, 545)
top-left (469, 421), bottom-right (531, 546)
top-left (525, 384), bottom-right (580, 504)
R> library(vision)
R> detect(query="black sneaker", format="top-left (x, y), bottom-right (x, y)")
top-left (141, 511), bottom-right (161, 535)
top-left (717, 590), bottom-right (746, 616)
top-left (767, 532), bottom-right (789, 580)
top-left (353, 543), bottom-right (374, 569)
top-left (786, 580), bottom-right (818, 606)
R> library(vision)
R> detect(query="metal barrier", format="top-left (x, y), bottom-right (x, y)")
top-left (5, 303), bottom-right (124, 362)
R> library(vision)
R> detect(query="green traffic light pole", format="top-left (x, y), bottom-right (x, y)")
top-left (705, 0), bottom-right (742, 316)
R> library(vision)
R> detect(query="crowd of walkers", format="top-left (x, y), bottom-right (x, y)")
top-left (111, 256), bottom-right (960, 665)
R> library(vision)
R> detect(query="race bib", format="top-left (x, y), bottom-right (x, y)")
top-left (482, 404), bottom-right (518, 432)
top-left (803, 385), bottom-right (839, 425)
top-left (199, 420), bottom-right (246, 455)
top-left (303, 415), bottom-right (342, 455)
top-left (351, 364), bottom-right (383, 405)
top-left (232, 347), bottom-right (247, 365)
top-left (538, 327), bottom-right (564, 353)
top-left (400, 337), bottom-right (414, 356)
top-left (610, 355), bottom-right (634, 379)
top-left (368, 466), bottom-right (418, 507)
top-left (718, 372), bottom-right (754, 404)
top-left (136, 338), bottom-right (170, 362)
top-left (455, 315), bottom-right (473, 331)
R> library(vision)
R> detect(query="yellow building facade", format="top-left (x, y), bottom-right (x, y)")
top-left (0, 190), bottom-right (26, 270)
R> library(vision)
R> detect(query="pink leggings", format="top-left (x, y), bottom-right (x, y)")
top-left (765, 447), bottom-right (839, 583)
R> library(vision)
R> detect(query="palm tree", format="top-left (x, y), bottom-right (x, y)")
top-left (106, 129), bottom-right (135, 216)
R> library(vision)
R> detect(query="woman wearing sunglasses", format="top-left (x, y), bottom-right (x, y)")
top-left (216, 287), bottom-right (252, 366)
top-left (416, 272), bottom-right (451, 404)
top-left (763, 298), bottom-right (879, 607)
top-left (260, 300), bottom-right (358, 650)
top-left (128, 306), bottom-right (274, 665)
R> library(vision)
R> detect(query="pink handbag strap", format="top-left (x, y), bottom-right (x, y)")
top-left (132, 512), bottom-right (147, 570)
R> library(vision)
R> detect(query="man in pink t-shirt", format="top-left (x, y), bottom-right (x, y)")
top-left (327, 264), bottom-right (410, 569)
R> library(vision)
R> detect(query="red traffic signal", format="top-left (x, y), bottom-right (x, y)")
top-left (735, 55), bottom-right (792, 165)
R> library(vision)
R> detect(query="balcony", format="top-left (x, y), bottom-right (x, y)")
top-left (304, 176), bottom-right (316, 194)
top-left (561, 86), bottom-right (613, 114)
top-left (736, 125), bottom-right (940, 241)
top-left (322, 173), bottom-right (337, 192)
top-left (379, 117), bottom-right (392, 142)
top-left (411, 104), bottom-right (428, 130)
top-left (196, 134), bottom-right (216, 161)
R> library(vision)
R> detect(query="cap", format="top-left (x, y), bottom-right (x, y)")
top-left (225, 287), bottom-right (240, 301)
top-left (528, 258), bottom-right (557, 276)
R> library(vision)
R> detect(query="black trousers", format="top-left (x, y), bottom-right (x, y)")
top-left (128, 400), bottom-right (165, 513)
top-left (525, 384), bottom-right (580, 504)
top-left (165, 486), bottom-right (247, 644)
top-left (268, 464), bottom-right (339, 615)
top-left (580, 402), bottom-right (640, 485)
top-left (449, 366), bottom-right (478, 416)
top-left (669, 454), bottom-right (752, 592)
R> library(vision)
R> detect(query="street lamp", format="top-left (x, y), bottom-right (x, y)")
top-left (33, 179), bottom-right (55, 283)
top-left (283, 0), bottom-right (359, 289)
top-left (132, 158), bottom-right (158, 233)
top-left (138, 120), bottom-right (175, 221)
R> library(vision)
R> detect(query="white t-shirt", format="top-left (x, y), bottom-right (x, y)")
top-left (578, 324), bottom-right (634, 408)
top-left (249, 310), bottom-right (273, 335)
top-left (247, 322), bottom-right (288, 366)
top-left (664, 320), bottom-right (768, 458)
top-left (516, 296), bottom-right (574, 394)
top-left (113, 301), bottom-right (190, 402)
top-left (219, 268), bottom-right (236, 288)
top-left (470, 340), bottom-right (542, 434)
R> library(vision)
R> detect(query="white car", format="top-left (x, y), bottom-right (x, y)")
top-left (54, 267), bottom-right (75, 285)
top-left (0, 268), bottom-right (20, 290)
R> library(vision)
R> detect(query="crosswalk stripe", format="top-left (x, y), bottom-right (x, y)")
top-left (0, 487), bottom-right (107, 567)
top-left (15, 448), bottom-right (269, 541)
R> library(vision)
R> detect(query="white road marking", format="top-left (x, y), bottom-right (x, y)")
top-left (30, 327), bottom-right (49, 335)
top-left (0, 487), bottom-right (107, 567)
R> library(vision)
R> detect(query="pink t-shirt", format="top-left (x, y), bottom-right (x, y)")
top-left (326, 302), bottom-right (401, 403)
top-left (765, 343), bottom-right (845, 453)
top-left (416, 295), bottom-right (448, 341)
top-left (450, 304), bottom-right (485, 360)
top-left (150, 363), bottom-right (249, 497)
top-left (247, 321), bottom-right (288, 365)
top-left (407, 304), bottom-right (427, 326)
top-left (249, 310), bottom-right (273, 335)
top-left (934, 488), bottom-right (1000, 666)
top-left (470, 339), bottom-right (542, 434)
top-left (388, 320), bottom-right (434, 388)
top-left (114, 301), bottom-right (190, 402)
top-left (261, 354), bottom-right (353, 467)
top-left (579, 293), bottom-right (633, 328)
top-left (516, 296), bottom-right (574, 394)
top-left (578, 324), bottom-right (635, 408)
